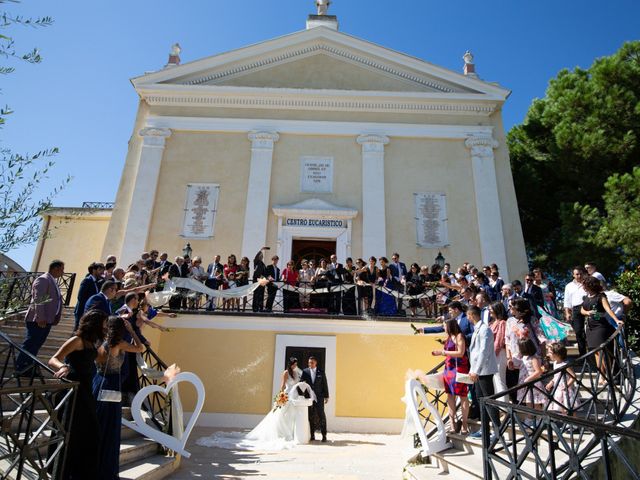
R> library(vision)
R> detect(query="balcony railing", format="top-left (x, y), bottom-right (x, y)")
top-left (0, 272), bottom-right (76, 315)
top-left (164, 278), bottom-right (445, 321)
top-left (81, 202), bottom-right (114, 209)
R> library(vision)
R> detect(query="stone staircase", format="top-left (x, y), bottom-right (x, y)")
top-left (403, 333), bottom-right (640, 479)
top-left (0, 308), bottom-right (181, 480)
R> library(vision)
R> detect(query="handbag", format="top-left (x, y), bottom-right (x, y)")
top-left (97, 347), bottom-right (122, 403)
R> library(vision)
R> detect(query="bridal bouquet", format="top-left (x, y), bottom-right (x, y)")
top-left (272, 391), bottom-right (289, 412)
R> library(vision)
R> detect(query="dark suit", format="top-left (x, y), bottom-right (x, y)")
top-left (159, 260), bottom-right (173, 276)
top-left (168, 263), bottom-right (187, 309)
top-left (301, 367), bottom-right (329, 439)
top-left (84, 292), bottom-right (112, 316)
top-left (74, 274), bottom-right (100, 330)
top-left (252, 253), bottom-right (267, 312)
top-left (326, 263), bottom-right (344, 313)
top-left (389, 261), bottom-right (408, 311)
top-left (264, 264), bottom-right (280, 312)
top-left (523, 283), bottom-right (544, 317)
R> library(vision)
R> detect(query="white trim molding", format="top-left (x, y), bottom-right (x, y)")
top-left (465, 134), bottom-right (510, 280)
top-left (273, 334), bottom-right (337, 427)
top-left (137, 84), bottom-right (499, 116)
top-left (145, 115), bottom-right (493, 140)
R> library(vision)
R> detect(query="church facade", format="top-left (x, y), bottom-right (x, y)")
top-left (33, 11), bottom-right (529, 431)
top-left (102, 17), bottom-right (527, 280)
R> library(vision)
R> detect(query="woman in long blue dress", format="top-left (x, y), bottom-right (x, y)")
top-left (375, 257), bottom-right (398, 316)
top-left (48, 310), bottom-right (108, 480)
top-left (93, 316), bottom-right (145, 480)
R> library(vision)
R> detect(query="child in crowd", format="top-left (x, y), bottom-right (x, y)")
top-left (545, 342), bottom-right (578, 414)
top-left (138, 300), bottom-right (175, 333)
top-left (517, 338), bottom-right (546, 422)
top-left (224, 272), bottom-right (239, 311)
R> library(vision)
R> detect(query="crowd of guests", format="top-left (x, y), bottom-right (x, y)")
top-left (15, 252), bottom-right (634, 475)
top-left (414, 262), bottom-right (632, 440)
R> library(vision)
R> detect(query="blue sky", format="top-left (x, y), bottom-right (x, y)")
top-left (3, 0), bottom-right (639, 268)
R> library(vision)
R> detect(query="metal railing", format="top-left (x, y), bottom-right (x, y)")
top-left (136, 348), bottom-right (173, 435)
top-left (166, 279), bottom-right (447, 320)
top-left (0, 272), bottom-right (76, 314)
top-left (481, 325), bottom-right (638, 479)
top-left (0, 331), bottom-right (78, 480)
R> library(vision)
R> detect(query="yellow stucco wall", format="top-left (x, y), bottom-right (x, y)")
top-left (145, 131), bottom-right (251, 261)
top-left (148, 322), bottom-right (442, 419)
top-left (33, 212), bottom-right (111, 298)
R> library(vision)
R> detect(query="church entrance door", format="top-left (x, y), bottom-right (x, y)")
top-left (291, 239), bottom-right (336, 268)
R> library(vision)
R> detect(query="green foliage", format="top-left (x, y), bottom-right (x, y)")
top-left (615, 267), bottom-right (640, 352)
top-left (576, 167), bottom-right (640, 263)
top-left (509, 41), bottom-right (640, 278)
top-left (0, 1), bottom-right (69, 253)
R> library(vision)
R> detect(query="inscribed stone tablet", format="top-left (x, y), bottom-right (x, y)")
top-left (181, 183), bottom-right (219, 238)
top-left (414, 192), bottom-right (448, 248)
top-left (300, 156), bottom-right (333, 193)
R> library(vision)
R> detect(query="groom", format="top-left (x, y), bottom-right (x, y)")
top-left (301, 356), bottom-right (329, 442)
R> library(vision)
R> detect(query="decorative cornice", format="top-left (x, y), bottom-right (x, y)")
top-left (248, 131), bottom-right (279, 149)
top-left (183, 43), bottom-right (455, 93)
top-left (465, 135), bottom-right (498, 150)
top-left (141, 91), bottom-right (497, 116)
top-left (272, 198), bottom-right (358, 219)
top-left (139, 127), bottom-right (172, 147)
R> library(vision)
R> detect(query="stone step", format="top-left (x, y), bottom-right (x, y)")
top-left (119, 437), bottom-right (160, 466)
top-left (119, 454), bottom-right (180, 480)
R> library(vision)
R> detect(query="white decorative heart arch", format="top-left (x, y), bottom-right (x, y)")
top-left (122, 372), bottom-right (205, 458)
top-left (403, 378), bottom-right (451, 457)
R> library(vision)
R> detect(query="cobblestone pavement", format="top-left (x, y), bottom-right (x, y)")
top-left (167, 427), bottom-right (409, 480)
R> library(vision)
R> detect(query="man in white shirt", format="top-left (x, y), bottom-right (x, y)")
top-left (585, 262), bottom-right (606, 286)
top-left (605, 289), bottom-right (633, 321)
top-left (564, 266), bottom-right (588, 356)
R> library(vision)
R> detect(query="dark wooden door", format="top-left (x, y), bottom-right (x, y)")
top-left (291, 240), bottom-right (336, 268)
top-left (284, 346), bottom-right (326, 371)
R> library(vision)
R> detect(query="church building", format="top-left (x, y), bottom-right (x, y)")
top-left (32, 5), bottom-right (528, 431)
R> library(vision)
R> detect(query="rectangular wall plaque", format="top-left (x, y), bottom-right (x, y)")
top-left (300, 156), bottom-right (334, 193)
top-left (414, 192), bottom-right (448, 248)
top-left (181, 183), bottom-right (219, 238)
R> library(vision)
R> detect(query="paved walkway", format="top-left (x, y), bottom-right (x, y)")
top-left (167, 428), bottom-right (410, 479)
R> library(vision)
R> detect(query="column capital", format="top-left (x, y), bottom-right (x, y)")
top-left (248, 131), bottom-right (279, 149)
top-left (465, 134), bottom-right (498, 152)
top-left (357, 134), bottom-right (389, 153)
top-left (139, 127), bottom-right (172, 147)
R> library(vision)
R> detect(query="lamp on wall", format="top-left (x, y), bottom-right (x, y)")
top-left (182, 243), bottom-right (193, 258)
top-left (434, 251), bottom-right (445, 269)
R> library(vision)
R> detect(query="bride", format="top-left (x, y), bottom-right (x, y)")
top-left (197, 357), bottom-right (315, 451)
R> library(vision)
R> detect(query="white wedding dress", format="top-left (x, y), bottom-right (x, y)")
top-left (196, 368), bottom-right (315, 451)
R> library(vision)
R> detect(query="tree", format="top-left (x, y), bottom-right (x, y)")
top-left (508, 41), bottom-right (640, 278)
top-left (0, 1), bottom-right (70, 254)
top-left (576, 167), bottom-right (640, 264)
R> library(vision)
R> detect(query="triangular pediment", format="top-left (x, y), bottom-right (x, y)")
top-left (133, 28), bottom-right (510, 99)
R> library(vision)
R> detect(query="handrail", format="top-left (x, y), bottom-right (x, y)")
top-left (481, 324), bottom-right (637, 479)
top-left (0, 329), bottom-right (78, 480)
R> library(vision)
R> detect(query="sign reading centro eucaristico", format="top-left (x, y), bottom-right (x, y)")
top-left (285, 218), bottom-right (346, 228)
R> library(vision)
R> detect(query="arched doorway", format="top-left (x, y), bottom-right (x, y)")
top-left (291, 239), bottom-right (336, 268)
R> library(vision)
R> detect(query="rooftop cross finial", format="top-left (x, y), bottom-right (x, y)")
top-left (316, 0), bottom-right (331, 15)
